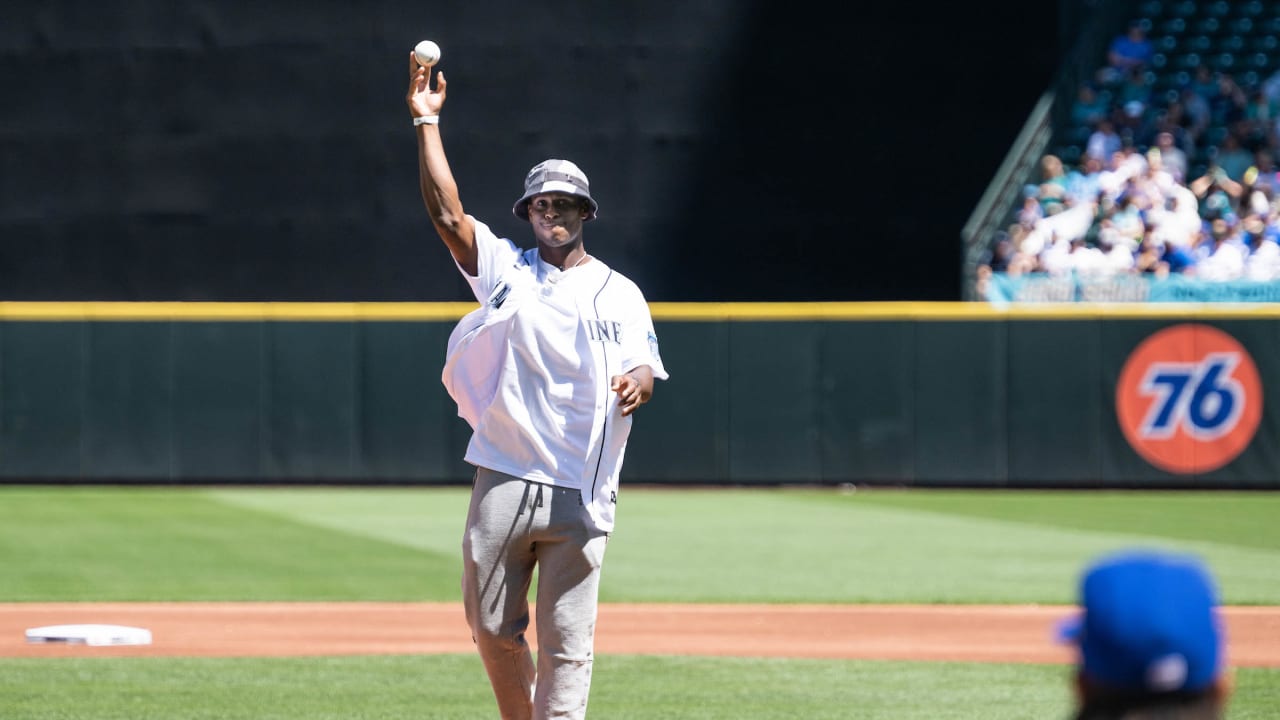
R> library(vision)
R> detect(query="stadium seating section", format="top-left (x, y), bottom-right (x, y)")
top-left (1052, 0), bottom-right (1279, 177)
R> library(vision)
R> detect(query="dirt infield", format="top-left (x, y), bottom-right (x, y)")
top-left (2, 603), bottom-right (1279, 666)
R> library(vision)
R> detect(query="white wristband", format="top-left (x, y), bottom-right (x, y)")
top-left (413, 115), bottom-right (439, 126)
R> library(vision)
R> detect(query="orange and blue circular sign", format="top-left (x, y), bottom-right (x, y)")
top-left (1116, 323), bottom-right (1263, 474)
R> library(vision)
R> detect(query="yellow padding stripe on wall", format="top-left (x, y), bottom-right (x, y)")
top-left (0, 302), bottom-right (477, 321)
top-left (647, 302), bottom-right (1280, 320)
top-left (2, 301), bottom-right (1280, 321)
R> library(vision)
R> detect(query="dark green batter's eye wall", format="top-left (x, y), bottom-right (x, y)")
top-left (1, 303), bottom-right (1277, 487)
top-left (628, 304), bottom-right (1280, 488)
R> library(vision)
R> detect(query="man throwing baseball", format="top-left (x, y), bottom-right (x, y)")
top-left (406, 50), bottom-right (668, 720)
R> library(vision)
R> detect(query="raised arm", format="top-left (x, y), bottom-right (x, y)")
top-left (406, 52), bottom-right (477, 276)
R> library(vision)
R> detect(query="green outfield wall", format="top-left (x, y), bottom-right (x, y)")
top-left (1, 302), bottom-right (1277, 487)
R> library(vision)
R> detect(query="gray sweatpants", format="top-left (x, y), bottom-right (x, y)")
top-left (462, 467), bottom-right (609, 720)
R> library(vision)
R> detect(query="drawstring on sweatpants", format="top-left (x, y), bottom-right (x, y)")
top-left (516, 480), bottom-right (545, 517)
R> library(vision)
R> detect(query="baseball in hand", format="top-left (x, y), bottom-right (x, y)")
top-left (414, 40), bottom-right (441, 67)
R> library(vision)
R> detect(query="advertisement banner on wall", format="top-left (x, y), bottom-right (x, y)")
top-left (1111, 323), bottom-right (1267, 479)
top-left (1105, 320), bottom-right (1274, 481)
top-left (984, 273), bottom-right (1280, 304)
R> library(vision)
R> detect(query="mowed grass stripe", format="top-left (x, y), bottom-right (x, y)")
top-left (0, 487), bottom-right (450, 601)
top-left (0, 655), bottom-right (1277, 720)
top-left (197, 485), bottom-right (1113, 603)
top-left (205, 487), bottom-right (472, 555)
top-left (604, 488), bottom-right (1280, 604)
top-left (824, 489), bottom-right (1280, 550)
top-left (0, 655), bottom-right (1075, 720)
top-left (83, 486), bottom-right (1280, 605)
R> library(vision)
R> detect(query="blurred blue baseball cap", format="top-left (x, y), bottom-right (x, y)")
top-left (1057, 549), bottom-right (1223, 694)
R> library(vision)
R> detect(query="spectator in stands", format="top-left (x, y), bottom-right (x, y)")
top-left (1162, 233), bottom-right (1198, 275)
top-left (1262, 65), bottom-right (1280, 117)
top-left (1241, 87), bottom-right (1279, 150)
top-left (978, 229), bottom-right (1046, 290)
top-left (1134, 228), bottom-right (1170, 277)
top-left (1117, 140), bottom-right (1150, 177)
top-left (1178, 86), bottom-right (1212, 149)
top-left (1000, 224), bottom-right (1040, 277)
top-left (983, 231), bottom-right (1014, 273)
top-left (1059, 549), bottom-right (1233, 720)
top-left (1066, 154), bottom-right (1106, 206)
top-left (1109, 193), bottom-right (1147, 253)
top-left (1039, 230), bottom-right (1075, 276)
top-left (1018, 190), bottom-right (1045, 230)
top-left (1130, 148), bottom-right (1177, 214)
top-left (1212, 132), bottom-right (1254, 184)
top-left (1071, 82), bottom-right (1111, 131)
top-left (1066, 234), bottom-right (1108, 275)
top-left (1116, 102), bottom-right (1153, 147)
top-left (1189, 66), bottom-right (1220, 106)
top-left (1008, 219), bottom-right (1050, 265)
top-left (1191, 217), bottom-right (1246, 280)
top-left (1208, 74), bottom-right (1248, 135)
top-left (1243, 213), bottom-right (1280, 280)
top-left (1242, 150), bottom-right (1280, 201)
top-left (1096, 229), bottom-right (1137, 276)
top-left (1153, 101), bottom-right (1199, 161)
top-left (1155, 184), bottom-right (1207, 251)
top-left (1036, 154), bottom-right (1072, 214)
top-left (1087, 119), bottom-right (1124, 163)
top-left (1114, 69), bottom-right (1155, 141)
top-left (1154, 130), bottom-right (1189, 185)
top-left (1190, 163), bottom-right (1244, 222)
top-left (1116, 67), bottom-right (1152, 109)
top-left (1096, 145), bottom-right (1145, 206)
top-left (1100, 21), bottom-right (1154, 87)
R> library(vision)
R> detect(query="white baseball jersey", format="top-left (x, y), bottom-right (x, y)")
top-left (442, 218), bottom-right (668, 531)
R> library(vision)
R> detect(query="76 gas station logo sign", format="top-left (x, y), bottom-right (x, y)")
top-left (1137, 352), bottom-right (1245, 441)
top-left (1116, 324), bottom-right (1263, 474)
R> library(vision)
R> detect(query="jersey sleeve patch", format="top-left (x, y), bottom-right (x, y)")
top-left (647, 331), bottom-right (662, 364)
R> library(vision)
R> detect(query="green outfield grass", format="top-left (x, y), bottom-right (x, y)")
top-left (0, 655), bottom-right (1276, 719)
top-left (2, 485), bottom-right (1278, 719)
top-left (2, 486), bottom-right (1278, 604)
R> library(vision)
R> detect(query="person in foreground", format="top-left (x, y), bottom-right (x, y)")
top-left (405, 52), bottom-right (669, 719)
top-left (1059, 549), bottom-right (1233, 720)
